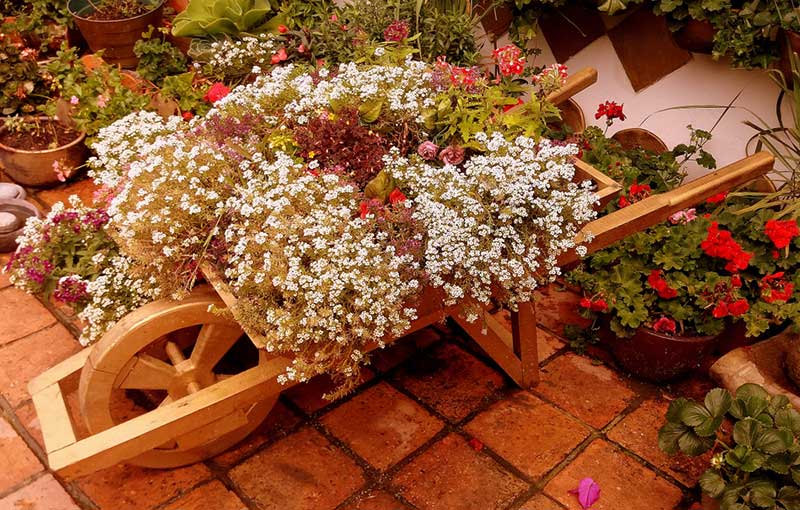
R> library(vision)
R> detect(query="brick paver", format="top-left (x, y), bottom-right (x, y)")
top-left (229, 427), bottom-right (365, 510)
top-left (322, 382), bottom-right (443, 471)
top-left (0, 178), bottom-right (708, 510)
top-left (392, 342), bottom-right (506, 421)
top-left (33, 178), bottom-right (99, 210)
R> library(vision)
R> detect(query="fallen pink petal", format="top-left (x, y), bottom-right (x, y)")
top-left (569, 477), bottom-right (601, 509)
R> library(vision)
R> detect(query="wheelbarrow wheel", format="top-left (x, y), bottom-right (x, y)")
top-left (78, 285), bottom-right (276, 469)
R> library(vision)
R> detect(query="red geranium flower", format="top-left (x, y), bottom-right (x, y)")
top-left (653, 317), bottom-right (677, 334)
top-left (765, 219), bottom-right (800, 249)
top-left (648, 269), bottom-right (678, 299)
top-left (277, 24), bottom-right (288, 33)
top-left (700, 222), bottom-right (752, 272)
top-left (203, 82), bottom-right (230, 103)
top-left (389, 188), bottom-right (407, 205)
top-left (595, 101), bottom-right (626, 121)
top-left (590, 298), bottom-right (609, 312)
top-left (706, 191), bottom-right (728, 204)
top-left (579, 297), bottom-right (592, 309)
top-left (728, 299), bottom-right (750, 316)
top-left (760, 272), bottom-right (795, 303)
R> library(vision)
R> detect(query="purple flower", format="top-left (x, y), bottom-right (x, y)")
top-left (569, 478), bottom-right (600, 510)
top-left (438, 145), bottom-right (465, 166)
top-left (417, 141), bottom-right (439, 160)
top-left (53, 275), bottom-right (88, 304)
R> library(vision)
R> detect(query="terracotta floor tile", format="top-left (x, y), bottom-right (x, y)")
top-left (533, 353), bottom-right (636, 429)
top-left (607, 396), bottom-right (710, 487)
top-left (321, 382), bottom-right (443, 471)
top-left (519, 493), bottom-right (565, 510)
top-left (343, 491), bottom-right (412, 510)
top-left (392, 342), bottom-right (505, 422)
top-left (544, 440), bottom-right (683, 510)
top-left (0, 323), bottom-right (81, 407)
top-left (33, 178), bottom-right (99, 210)
top-left (78, 462), bottom-right (212, 510)
top-left (392, 433), bottom-right (528, 510)
top-left (0, 475), bottom-right (79, 510)
top-left (371, 327), bottom-right (442, 373)
top-left (0, 417), bottom-right (43, 494)
top-left (533, 285), bottom-right (590, 337)
top-left (212, 400), bottom-right (301, 467)
top-left (230, 427), bottom-right (364, 510)
top-left (464, 392), bottom-right (590, 480)
top-left (284, 368), bottom-right (374, 414)
top-left (160, 481), bottom-right (246, 510)
top-left (0, 287), bottom-right (56, 346)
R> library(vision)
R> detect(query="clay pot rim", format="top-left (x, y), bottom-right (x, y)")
top-left (0, 117), bottom-right (86, 156)
top-left (632, 325), bottom-right (718, 344)
top-left (68, 0), bottom-right (165, 23)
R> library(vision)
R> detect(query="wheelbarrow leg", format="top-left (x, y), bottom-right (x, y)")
top-left (511, 301), bottom-right (540, 387)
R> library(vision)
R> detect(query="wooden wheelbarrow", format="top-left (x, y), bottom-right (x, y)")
top-left (27, 70), bottom-right (775, 480)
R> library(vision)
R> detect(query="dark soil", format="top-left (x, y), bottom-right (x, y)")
top-left (84, 0), bottom-right (154, 20)
top-left (0, 122), bottom-right (81, 150)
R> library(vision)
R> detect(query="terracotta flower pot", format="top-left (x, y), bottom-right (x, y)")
top-left (779, 30), bottom-right (800, 84)
top-left (0, 118), bottom-right (87, 188)
top-left (475, 0), bottom-right (514, 39)
top-left (599, 323), bottom-right (719, 382)
top-left (673, 19), bottom-right (716, 54)
top-left (611, 127), bottom-right (668, 153)
top-left (0, 198), bottom-right (41, 253)
top-left (68, 0), bottom-right (165, 68)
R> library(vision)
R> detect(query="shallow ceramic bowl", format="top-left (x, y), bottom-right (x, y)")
top-left (0, 199), bottom-right (41, 253)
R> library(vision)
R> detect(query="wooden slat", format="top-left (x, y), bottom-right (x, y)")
top-left (545, 68), bottom-right (598, 106)
top-left (117, 354), bottom-right (177, 390)
top-left (511, 301), bottom-right (539, 386)
top-left (573, 158), bottom-right (622, 210)
top-left (50, 357), bottom-right (290, 480)
top-left (449, 308), bottom-right (524, 385)
top-left (32, 383), bottom-right (78, 454)
top-left (191, 323), bottom-right (244, 373)
top-left (28, 348), bottom-right (91, 396)
top-left (559, 151), bottom-right (775, 266)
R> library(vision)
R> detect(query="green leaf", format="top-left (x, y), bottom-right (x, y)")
top-left (778, 486), bottom-right (800, 510)
top-left (665, 397), bottom-right (690, 423)
top-left (678, 429), bottom-right (715, 456)
top-left (754, 429), bottom-right (793, 454)
top-left (682, 402), bottom-right (713, 427)
top-left (737, 384), bottom-right (770, 401)
top-left (706, 388), bottom-right (733, 418)
top-left (775, 408), bottom-right (800, 435)
top-left (765, 452), bottom-right (794, 474)
top-left (658, 422), bottom-right (689, 455)
top-left (748, 478), bottom-right (777, 507)
top-left (359, 99), bottom-right (383, 123)
top-left (734, 418), bottom-right (763, 447)
top-left (700, 470), bottom-right (727, 498)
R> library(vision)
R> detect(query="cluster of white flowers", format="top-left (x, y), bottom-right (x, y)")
top-left (78, 255), bottom-right (161, 345)
top-left (222, 152), bottom-right (421, 387)
top-left (387, 132), bottom-right (597, 310)
top-left (200, 34), bottom-right (280, 81)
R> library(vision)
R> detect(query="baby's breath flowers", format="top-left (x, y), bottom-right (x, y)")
top-left (87, 57), bottom-right (598, 397)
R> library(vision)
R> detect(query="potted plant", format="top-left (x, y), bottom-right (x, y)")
top-left (659, 383), bottom-right (800, 510)
top-left (653, 0), bottom-right (729, 54)
top-left (0, 116), bottom-right (87, 187)
top-left (67, 0), bottom-right (165, 68)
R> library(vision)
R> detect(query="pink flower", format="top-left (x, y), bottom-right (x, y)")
top-left (329, 14), bottom-right (338, 22)
top-left (52, 160), bottom-right (67, 182)
top-left (383, 19), bottom-right (410, 42)
top-left (669, 208), bottom-right (697, 225)
top-left (271, 47), bottom-right (288, 65)
top-left (653, 317), bottom-right (677, 334)
top-left (417, 141), bottom-right (439, 160)
top-left (439, 145), bottom-right (465, 166)
top-left (69, 96), bottom-right (79, 105)
top-left (569, 478), bottom-right (600, 510)
top-left (96, 94), bottom-right (108, 108)
top-left (492, 44), bottom-right (526, 76)
top-left (203, 82), bottom-right (230, 103)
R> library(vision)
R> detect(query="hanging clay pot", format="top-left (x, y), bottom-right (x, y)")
top-left (612, 127), bottom-right (668, 153)
top-left (672, 19), bottom-right (716, 54)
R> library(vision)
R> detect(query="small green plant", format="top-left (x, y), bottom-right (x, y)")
top-left (134, 26), bottom-right (188, 85)
top-left (0, 38), bottom-right (50, 115)
top-left (659, 383), bottom-right (800, 509)
top-left (171, 0), bottom-right (281, 37)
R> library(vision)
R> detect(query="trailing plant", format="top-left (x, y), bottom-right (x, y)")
top-left (659, 383), bottom-right (800, 510)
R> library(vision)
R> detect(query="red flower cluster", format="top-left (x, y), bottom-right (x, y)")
top-left (617, 181), bottom-right (651, 208)
top-left (700, 222), bottom-right (752, 273)
top-left (359, 188), bottom-right (408, 220)
top-left (647, 269), bottom-right (678, 299)
top-left (705, 191), bottom-right (727, 204)
top-left (433, 57), bottom-right (483, 94)
top-left (271, 47), bottom-right (288, 64)
top-left (760, 272), bottom-right (794, 303)
top-left (383, 19), bottom-right (410, 42)
top-left (595, 101), bottom-right (625, 121)
top-left (765, 219), bottom-right (799, 249)
top-left (579, 296), bottom-right (609, 312)
top-left (203, 82), bottom-right (230, 103)
top-left (492, 44), bottom-right (526, 77)
top-left (703, 276), bottom-right (748, 318)
top-left (653, 317), bottom-right (676, 334)
top-left (712, 298), bottom-right (749, 318)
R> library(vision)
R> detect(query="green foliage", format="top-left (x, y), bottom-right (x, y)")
top-left (660, 384), bottom-right (800, 510)
top-left (134, 27), bottom-right (188, 86)
top-left (172, 0), bottom-right (281, 37)
top-left (0, 38), bottom-right (49, 115)
top-left (159, 72), bottom-right (211, 116)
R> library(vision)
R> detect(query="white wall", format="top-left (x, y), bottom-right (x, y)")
top-left (523, 32), bottom-right (791, 180)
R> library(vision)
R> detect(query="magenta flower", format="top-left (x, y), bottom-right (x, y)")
top-left (569, 477), bottom-right (600, 510)
top-left (417, 141), bottom-right (439, 160)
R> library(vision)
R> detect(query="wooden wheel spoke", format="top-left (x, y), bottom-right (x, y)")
top-left (190, 323), bottom-right (243, 373)
top-left (116, 354), bottom-right (177, 390)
